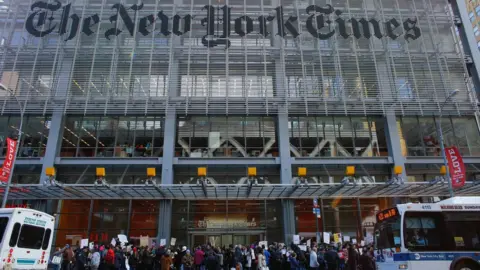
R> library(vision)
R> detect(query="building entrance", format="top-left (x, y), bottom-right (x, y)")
top-left (190, 230), bottom-right (264, 248)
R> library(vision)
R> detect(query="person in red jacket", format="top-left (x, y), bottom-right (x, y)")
top-left (194, 247), bottom-right (205, 270)
top-left (104, 245), bottom-right (116, 270)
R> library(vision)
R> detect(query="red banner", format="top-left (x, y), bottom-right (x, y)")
top-left (0, 137), bottom-right (17, 183)
top-left (445, 146), bottom-right (466, 189)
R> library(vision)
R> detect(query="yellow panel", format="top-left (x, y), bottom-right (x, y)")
top-left (198, 167), bottom-right (207, 177)
top-left (394, 165), bottom-right (403, 175)
top-left (440, 165), bottom-right (447, 176)
top-left (298, 167), bottom-right (307, 177)
top-left (45, 167), bottom-right (55, 177)
top-left (96, 167), bottom-right (106, 177)
top-left (248, 167), bottom-right (257, 177)
top-left (345, 166), bottom-right (355, 176)
top-left (147, 168), bottom-right (156, 178)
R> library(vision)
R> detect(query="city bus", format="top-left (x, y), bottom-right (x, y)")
top-left (0, 208), bottom-right (55, 269)
top-left (374, 197), bottom-right (480, 270)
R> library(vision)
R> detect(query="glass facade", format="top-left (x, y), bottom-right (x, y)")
top-left (0, 0), bottom-right (479, 247)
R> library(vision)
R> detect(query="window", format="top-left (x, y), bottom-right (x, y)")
top-left (17, 224), bottom-right (45, 249)
top-left (0, 217), bottom-right (9, 243)
top-left (396, 78), bottom-right (413, 99)
top-left (9, 223), bottom-right (20, 247)
top-left (470, 12), bottom-right (475, 22)
top-left (476, 6), bottom-right (480, 16)
top-left (41, 229), bottom-right (51, 250)
top-left (474, 26), bottom-right (480, 36)
top-left (375, 216), bottom-right (401, 249)
top-left (403, 212), bottom-right (448, 251)
top-left (444, 212), bottom-right (480, 251)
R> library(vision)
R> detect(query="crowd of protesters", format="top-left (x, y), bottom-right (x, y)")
top-left (52, 240), bottom-right (377, 270)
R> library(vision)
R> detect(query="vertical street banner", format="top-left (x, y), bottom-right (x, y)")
top-left (445, 146), bottom-right (466, 189)
top-left (0, 138), bottom-right (17, 183)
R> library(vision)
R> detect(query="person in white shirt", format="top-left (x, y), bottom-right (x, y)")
top-left (310, 247), bottom-right (320, 269)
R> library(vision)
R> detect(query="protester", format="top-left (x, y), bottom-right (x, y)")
top-left (75, 246), bottom-right (89, 270)
top-left (182, 249), bottom-right (194, 270)
top-left (309, 246), bottom-right (319, 270)
top-left (359, 247), bottom-right (375, 270)
top-left (325, 245), bottom-right (340, 270)
top-left (256, 247), bottom-right (267, 270)
top-left (204, 251), bottom-right (219, 270)
top-left (61, 244), bottom-right (75, 270)
top-left (347, 243), bottom-right (359, 270)
top-left (289, 252), bottom-right (301, 270)
top-left (194, 247), bottom-right (205, 269)
top-left (160, 250), bottom-right (173, 270)
top-left (91, 247), bottom-right (101, 270)
top-left (128, 247), bottom-right (139, 270)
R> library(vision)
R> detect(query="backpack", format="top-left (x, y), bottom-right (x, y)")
top-left (105, 249), bottom-right (115, 264)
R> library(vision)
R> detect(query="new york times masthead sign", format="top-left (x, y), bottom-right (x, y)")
top-left (26, 1), bottom-right (421, 48)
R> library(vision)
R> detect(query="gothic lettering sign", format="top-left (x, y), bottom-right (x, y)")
top-left (25, 0), bottom-right (421, 48)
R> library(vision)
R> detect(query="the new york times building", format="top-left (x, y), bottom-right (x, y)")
top-left (0, 0), bottom-right (479, 247)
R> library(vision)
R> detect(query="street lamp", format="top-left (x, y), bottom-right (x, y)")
top-left (0, 83), bottom-right (24, 208)
top-left (437, 89), bottom-right (460, 198)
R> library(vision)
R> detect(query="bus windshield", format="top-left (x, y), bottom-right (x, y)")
top-left (375, 216), bottom-right (401, 250)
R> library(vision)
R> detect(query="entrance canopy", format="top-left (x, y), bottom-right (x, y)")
top-left (2, 182), bottom-right (480, 200)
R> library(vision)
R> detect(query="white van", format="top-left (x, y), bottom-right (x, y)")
top-left (0, 208), bottom-right (55, 270)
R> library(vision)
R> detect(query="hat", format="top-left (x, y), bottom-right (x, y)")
top-left (182, 246), bottom-right (187, 251)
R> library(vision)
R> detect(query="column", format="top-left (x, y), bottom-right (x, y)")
top-left (158, 0), bottom-right (181, 243)
top-left (384, 112), bottom-right (407, 179)
top-left (156, 200), bottom-right (173, 244)
top-left (40, 57), bottom-right (74, 181)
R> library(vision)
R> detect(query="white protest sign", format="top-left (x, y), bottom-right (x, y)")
top-left (307, 239), bottom-right (311, 247)
top-left (89, 242), bottom-right (94, 250)
top-left (80, 239), bottom-right (88, 248)
top-left (118, 234), bottom-right (128, 243)
top-left (323, 232), bottom-right (330, 244)
top-left (361, 240), bottom-right (365, 246)
top-left (298, 245), bottom-right (307, 251)
top-left (293, 235), bottom-right (300, 245)
top-left (160, 239), bottom-right (166, 246)
top-left (352, 238), bottom-right (357, 244)
top-left (259, 241), bottom-right (268, 248)
top-left (140, 236), bottom-right (149, 247)
top-left (170, 238), bottom-right (176, 246)
top-left (111, 238), bottom-right (116, 246)
top-left (343, 236), bottom-right (351, 242)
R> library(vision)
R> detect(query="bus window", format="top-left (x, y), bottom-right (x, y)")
top-left (9, 223), bottom-right (20, 247)
top-left (41, 229), bottom-right (51, 250)
top-left (404, 211), bottom-right (449, 251)
top-left (443, 211), bottom-right (480, 251)
top-left (17, 225), bottom-right (45, 249)
top-left (0, 217), bottom-right (9, 243)
top-left (375, 216), bottom-right (401, 249)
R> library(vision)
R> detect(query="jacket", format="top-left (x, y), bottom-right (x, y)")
top-left (128, 252), bottom-right (139, 267)
top-left (114, 250), bottom-right (127, 270)
top-left (290, 257), bottom-right (301, 269)
top-left (105, 248), bottom-right (115, 265)
top-left (204, 255), bottom-right (218, 270)
top-left (161, 254), bottom-right (173, 270)
top-left (182, 253), bottom-right (194, 267)
top-left (63, 248), bottom-right (75, 263)
top-left (194, 250), bottom-right (205, 265)
top-left (309, 251), bottom-right (319, 268)
top-left (91, 252), bottom-right (101, 267)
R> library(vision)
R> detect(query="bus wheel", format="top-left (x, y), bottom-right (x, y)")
top-left (454, 260), bottom-right (479, 270)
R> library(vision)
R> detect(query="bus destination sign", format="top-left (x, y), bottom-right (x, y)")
top-left (376, 207), bottom-right (399, 222)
